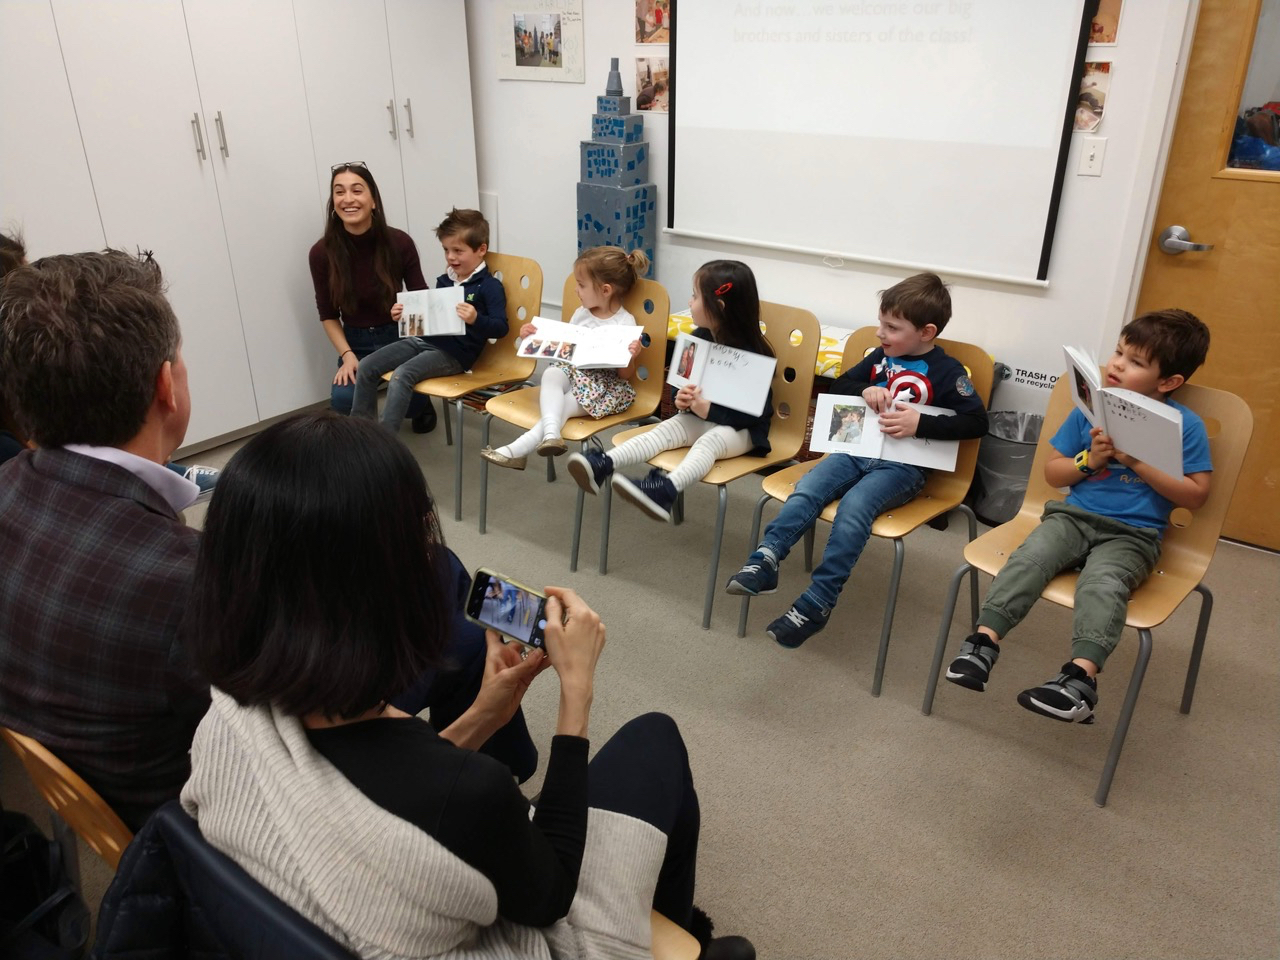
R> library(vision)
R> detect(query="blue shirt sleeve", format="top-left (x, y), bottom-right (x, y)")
top-left (1049, 408), bottom-right (1092, 458)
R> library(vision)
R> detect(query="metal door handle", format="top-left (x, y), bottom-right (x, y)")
top-left (403, 98), bottom-right (415, 138)
top-left (1158, 225), bottom-right (1213, 254)
top-left (214, 110), bottom-right (229, 158)
top-left (191, 113), bottom-right (207, 160)
top-left (387, 99), bottom-right (397, 140)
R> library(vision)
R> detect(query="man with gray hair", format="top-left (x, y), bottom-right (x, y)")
top-left (0, 250), bottom-right (208, 830)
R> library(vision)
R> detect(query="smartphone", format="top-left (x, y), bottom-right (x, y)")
top-left (464, 568), bottom-right (549, 652)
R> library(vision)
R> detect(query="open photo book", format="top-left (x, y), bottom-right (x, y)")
top-left (809, 394), bottom-right (959, 471)
top-left (666, 332), bottom-right (777, 417)
top-left (1063, 345), bottom-right (1183, 476)
top-left (396, 288), bottom-right (465, 337)
top-left (516, 317), bottom-right (642, 369)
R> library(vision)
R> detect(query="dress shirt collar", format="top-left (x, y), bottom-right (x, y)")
top-left (63, 444), bottom-right (199, 513)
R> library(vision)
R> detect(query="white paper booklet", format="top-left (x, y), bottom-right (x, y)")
top-left (666, 332), bottom-right (777, 417)
top-left (809, 394), bottom-right (959, 471)
top-left (516, 316), bottom-right (641, 369)
top-left (397, 288), bottom-right (466, 337)
top-left (1062, 345), bottom-right (1183, 476)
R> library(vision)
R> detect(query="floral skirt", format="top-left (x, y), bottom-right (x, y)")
top-left (555, 361), bottom-right (637, 419)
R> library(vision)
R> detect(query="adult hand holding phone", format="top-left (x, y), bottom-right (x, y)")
top-left (542, 586), bottom-right (606, 738)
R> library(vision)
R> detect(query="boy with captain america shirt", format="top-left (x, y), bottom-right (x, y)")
top-left (726, 272), bottom-right (989, 648)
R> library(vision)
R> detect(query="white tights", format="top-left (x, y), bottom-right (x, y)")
top-left (495, 366), bottom-right (585, 459)
top-left (606, 413), bottom-right (752, 491)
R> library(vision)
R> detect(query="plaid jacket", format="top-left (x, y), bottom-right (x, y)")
top-left (0, 448), bottom-right (208, 831)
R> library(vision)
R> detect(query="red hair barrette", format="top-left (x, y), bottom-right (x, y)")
top-left (714, 282), bottom-right (733, 296)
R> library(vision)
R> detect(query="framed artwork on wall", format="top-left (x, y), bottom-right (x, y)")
top-left (496, 0), bottom-right (585, 83)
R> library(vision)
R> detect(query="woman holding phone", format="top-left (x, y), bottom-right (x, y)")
top-left (179, 413), bottom-right (753, 960)
top-left (308, 162), bottom-right (434, 431)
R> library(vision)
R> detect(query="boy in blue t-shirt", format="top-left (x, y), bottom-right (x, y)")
top-left (945, 309), bottom-right (1212, 724)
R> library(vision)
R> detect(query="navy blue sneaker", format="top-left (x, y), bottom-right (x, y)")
top-left (766, 595), bottom-right (830, 649)
top-left (613, 468), bottom-right (678, 522)
top-left (725, 551), bottom-right (779, 596)
top-left (170, 463), bottom-right (219, 504)
top-left (566, 449), bottom-right (613, 494)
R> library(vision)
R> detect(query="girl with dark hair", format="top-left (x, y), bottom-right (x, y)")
top-left (307, 163), bottom-right (433, 430)
top-left (180, 412), bottom-right (753, 960)
top-left (567, 260), bottom-right (776, 522)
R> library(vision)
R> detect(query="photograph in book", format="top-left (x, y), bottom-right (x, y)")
top-left (1062, 345), bottom-right (1184, 477)
top-left (396, 288), bottom-right (465, 337)
top-left (665, 333), bottom-right (777, 417)
top-left (517, 316), bottom-right (641, 369)
top-left (809, 394), bottom-right (960, 471)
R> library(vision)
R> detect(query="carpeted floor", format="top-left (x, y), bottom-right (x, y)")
top-left (4, 407), bottom-right (1277, 959)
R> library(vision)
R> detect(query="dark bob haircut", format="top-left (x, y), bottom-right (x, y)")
top-left (186, 413), bottom-right (450, 720)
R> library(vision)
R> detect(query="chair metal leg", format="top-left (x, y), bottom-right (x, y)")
top-left (453, 400), bottom-right (465, 521)
top-left (443, 399), bottom-right (453, 446)
top-left (1180, 583), bottom-right (1213, 714)
top-left (803, 525), bottom-right (815, 572)
top-left (50, 811), bottom-right (82, 895)
top-left (570, 485), bottom-right (585, 573)
top-left (546, 456), bottom-right (556, 482)
top-left (1095, 627), bottom-right (1153, 807)
top-left (957, 504), bottom-right (981, 628)
top-left (871, 538), bottom-right (905, 697)
top-left (672, 490), bottom-right (685, 526)
top-left (702, 485), bottom-right (728, 629)
top-left (478, 414), bottom-right (492, 534)
top-left (599, 480), bottom-right (613, 574)
top-left (922, 562), bottom-right (972, 715)
top-left (737, 493), bottom-right (772, 638)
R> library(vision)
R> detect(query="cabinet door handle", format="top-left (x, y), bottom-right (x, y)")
top-left (191, 112), bottom-right (207, 160)
top-left (214, 111), bottom-right (230, 158)
top-left (387, 99), bottom-right (397, 140)
top-left (403, 98), bottom-right (415, 139)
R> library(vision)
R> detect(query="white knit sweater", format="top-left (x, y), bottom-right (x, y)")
top-left (181, 690), bottom-right (669, 960)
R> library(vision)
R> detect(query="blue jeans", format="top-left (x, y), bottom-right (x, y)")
top-left (351, 336), bottom-right (462, 433)
top-left (330, 323), bottom-right (429, 420)
top-left (760, 455), bottom-right (926, 609)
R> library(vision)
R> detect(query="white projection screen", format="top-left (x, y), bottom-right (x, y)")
top-left (670, 1), bottom-right (1092, 283)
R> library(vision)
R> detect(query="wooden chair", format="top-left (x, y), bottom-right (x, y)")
top-left (384, 252), bottom-right (542, 520)
top-left (921, 377), bottom-right (1253, 806)
top-left (735, 330), bottom-right (995, 695)
top-left (477, 274), bottom-right (672, 563)
top-left (1, 726), bottom-right (134, 888)
top-left (600, 302), bottom-right (820, 628)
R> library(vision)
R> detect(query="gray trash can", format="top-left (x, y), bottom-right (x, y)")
top-left (973, 410), bottom-right (1043, 525)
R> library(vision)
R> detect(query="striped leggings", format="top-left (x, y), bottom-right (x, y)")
top-left (606, 412), bottom-right (752, 491)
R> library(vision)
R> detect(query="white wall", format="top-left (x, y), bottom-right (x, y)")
top-left (1241, 0), bottom-right (1280, 109)
top-left (466, 0), bottom-right (1194, 414)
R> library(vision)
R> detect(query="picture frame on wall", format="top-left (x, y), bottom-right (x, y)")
top-left (495, 0), bottom-right (585, 83)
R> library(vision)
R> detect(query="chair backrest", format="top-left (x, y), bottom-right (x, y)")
top-left (758, 301), bottom-right (821, 460)
top-left (1020, 377), bottom-right (1253, 574)
top-left (472, 252), bottom-right (543, 380)
top-left (1, 726), bottom-right (133, 870)
top-left (560, 272), bottom-right (672, 417)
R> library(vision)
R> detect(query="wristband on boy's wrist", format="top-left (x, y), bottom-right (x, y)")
top-left (1074, 449), bottom-right (1097, 475)
top-left (339, 349), bottom-right (354, 360)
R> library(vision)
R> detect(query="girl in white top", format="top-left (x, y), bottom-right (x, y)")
top-left (482, 247), bottom-right (649, 469)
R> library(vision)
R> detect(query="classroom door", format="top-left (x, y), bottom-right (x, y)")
top-left (1134, 0), bottom-right (1280, 548)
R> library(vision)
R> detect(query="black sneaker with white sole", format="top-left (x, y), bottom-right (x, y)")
top-left (945, 632), bottom-right (1001, 692)
top-left (1017, 661), bottom-right (1098, 724)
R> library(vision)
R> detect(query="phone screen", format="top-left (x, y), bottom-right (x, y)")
top-left (466, 571), bottom-right (548, 650)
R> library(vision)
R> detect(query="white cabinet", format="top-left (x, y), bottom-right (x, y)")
top-left (0, 1), bottom-right (105, 257)
top-left (51, 0), bottom-right (259, 446)
top-left (183, 0), bottom-right (331, 420)
top-left (293, 0), bottom-right (411, 228)
top-left (386, 0), bottom-right (480, 239)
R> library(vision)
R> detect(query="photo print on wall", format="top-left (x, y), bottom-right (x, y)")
top-left (495, 0), bottom-right (584, 83)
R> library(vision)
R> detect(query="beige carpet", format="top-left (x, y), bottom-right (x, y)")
top-left (4, 408), bottom-right (1277, 959)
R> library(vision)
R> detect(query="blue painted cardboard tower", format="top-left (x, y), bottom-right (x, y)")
top-left (576, 62), bottom-right (656, 277)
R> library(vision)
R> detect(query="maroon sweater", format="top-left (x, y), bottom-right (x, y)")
top-left (308, 226), bottom-right (427, 329)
